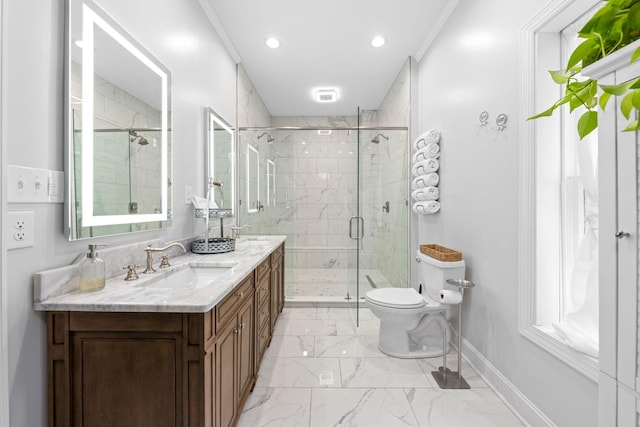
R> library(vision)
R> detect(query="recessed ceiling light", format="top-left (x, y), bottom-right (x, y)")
top-left (371, 36), bottom-right (386, 48)
top-left (265, 37), bottom-right (280, 49)
top-left (314, 89), bottom-right (337, 103)
top-left (317, 130), bottom-right (332, 135)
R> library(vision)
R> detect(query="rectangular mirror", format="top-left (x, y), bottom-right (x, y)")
top-left (246, 144), bottom-right (260, 213)
top-left (206, 107), bottom-right (235, 213)
top-left (66, 0), bottom-right (172, 239)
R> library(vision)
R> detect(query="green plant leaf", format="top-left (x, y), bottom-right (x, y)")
top-left (600, 78), bottom-right (639, 95)
top-left (622, 119), bottom-right (640, 132)
top-left (527, 104), bottom-right (558, 120)
top-left (621, 92), bottom-right (635, 119)
top-left (567, 38), bottom-right (600, 69)
top-left (599, 92), bottom-right (612, 110)
top-left (632, 89), bottom-right (640, 109)
top-left (632, 47), bottom-right (640, 63)
top-left (549, 70), bottom-right (573, 84)
top-left (578, 110), bottom-right (598, 139)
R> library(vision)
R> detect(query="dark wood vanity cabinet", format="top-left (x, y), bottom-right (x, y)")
top-left (46, 244), bottom-right (284, 427)
top-left (270, 244), bottom-right (285, 331)
top-left (215, 275), bottom-right (254, 427)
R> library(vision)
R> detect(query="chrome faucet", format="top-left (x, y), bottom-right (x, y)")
top-left (230, 224), bottom-right (251, 239)
top-left (143, 242), bottom-right (186, 274)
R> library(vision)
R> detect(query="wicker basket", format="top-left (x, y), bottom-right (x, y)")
top-left (420, 244), bottom-right (462, 262)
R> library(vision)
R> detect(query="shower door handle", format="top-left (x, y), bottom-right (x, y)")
top-left (349, 216), bottom-right (364, 240)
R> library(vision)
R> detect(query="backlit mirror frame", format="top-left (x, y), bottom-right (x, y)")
top-left (65, 0), bottom-right (172, 238)
top-left (206, 107), bottom-right (235, 213)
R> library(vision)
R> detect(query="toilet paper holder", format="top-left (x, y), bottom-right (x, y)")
top-left (431, 278), bottom-right (476, 389)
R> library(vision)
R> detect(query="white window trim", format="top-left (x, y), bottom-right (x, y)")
top-left (519, 0), bottom-right (600, 382)
top-left (0, 0), bottom-right (9, 423)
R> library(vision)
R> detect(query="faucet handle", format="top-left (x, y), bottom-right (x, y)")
top-left (122, 265), bottom-right (140, 281)
top-left (159, 255), bottom-right (171, 268)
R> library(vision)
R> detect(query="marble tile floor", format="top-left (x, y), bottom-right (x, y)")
top-left (237, 306), bottom-right (524, 427)
top-left (286, 268), bottom-right (393, 300)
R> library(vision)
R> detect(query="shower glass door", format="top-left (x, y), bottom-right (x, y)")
top-left (347, 114), bottom-right (361, 324)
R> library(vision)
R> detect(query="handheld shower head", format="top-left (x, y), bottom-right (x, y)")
top-left (371, 133), bottom-right (389, 144)
top-left (258, 132), bottom-right (275, 142)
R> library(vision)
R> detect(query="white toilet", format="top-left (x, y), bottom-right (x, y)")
top-left (365, 250), bottom-right (465, 358)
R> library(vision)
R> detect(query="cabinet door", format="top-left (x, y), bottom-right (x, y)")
top-left (216, 321), bottom-right (237, 427)
top-left (237, 297), bottom-right (255, 401)
top-left (71, 336), bottom-right (179, 427)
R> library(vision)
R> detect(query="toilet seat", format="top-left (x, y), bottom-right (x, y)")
top-left (366, 288), bottom-right (426, 309)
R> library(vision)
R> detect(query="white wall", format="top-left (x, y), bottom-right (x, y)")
top-left (2, 0), bottom-right (236, 424)
top-left (416, 0), bottom-right (598, 425)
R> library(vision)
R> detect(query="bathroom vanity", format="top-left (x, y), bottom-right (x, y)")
top-left (34, 237), bottom-right (285, 427)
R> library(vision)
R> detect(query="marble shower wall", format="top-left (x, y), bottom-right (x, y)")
top-left (372, 60), bottom-right (411, 287)
top-left (236, 60), bottom-right (411, 293)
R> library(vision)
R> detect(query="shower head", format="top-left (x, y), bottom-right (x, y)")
top-left (129, 130), bottom-right (149, 146)
top-left (257, 132), bottom-right (275, 142)
top-left (371, 133), bottom-right (389, 144)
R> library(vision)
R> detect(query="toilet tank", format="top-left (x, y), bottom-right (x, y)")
top-left (416, 250), bottom-right (465, 301)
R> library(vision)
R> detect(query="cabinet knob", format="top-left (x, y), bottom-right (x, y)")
top-left (234, 329), bottom-right (239, 335)
top-left (237, 291), bottom-right (244, 298)
top-left (240, 322), bottom-right (245, 330)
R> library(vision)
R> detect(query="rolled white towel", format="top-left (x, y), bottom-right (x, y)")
top-left (412, 133), bottom-right (428, 151)
top-left (411, 176), bottom-right (428, 189)
top-left (411, 187), bottom-right (439, 202)
top-left (412, 200), bottom-right (440, 215)
top-left (426, 142), bottom-right (440, 155)
top-left (426, 129), bottom-right (441, 144)
top-left (440, 289), bottom-right (462, 304)
top-left (412, 144), bottom-right (440, 163)
top-left (422, 172), bottom-right (439, 186)
top-left (411, 159), bottom-right (439, 177)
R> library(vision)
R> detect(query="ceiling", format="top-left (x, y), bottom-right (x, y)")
top-left (201, 0), bottom-right (457, 117)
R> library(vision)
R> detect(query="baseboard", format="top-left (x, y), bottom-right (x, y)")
top-left (458, 336), bottom-right (556, 427)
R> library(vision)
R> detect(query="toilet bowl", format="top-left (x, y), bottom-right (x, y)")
top-left (365, 251), bottom-right (465, 358)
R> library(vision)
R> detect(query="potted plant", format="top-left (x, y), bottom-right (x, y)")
top-left (528, 0), bottom-right (640, 138)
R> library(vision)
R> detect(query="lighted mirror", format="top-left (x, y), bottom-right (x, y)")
top-left (246, 144), bottom-right (260, 213)
top-left (266, 159), bottom-right (276, 207)
top-left (206, 107), bottom-right (235, 212)
top-left (65, 0), bottom-right (172, 239)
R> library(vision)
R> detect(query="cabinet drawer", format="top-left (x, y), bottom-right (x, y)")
top-left (256, 258), bottom-right (270, 281)
top-left (257, 298), bottom-right (270, 331)
top-left (255, 275), bottom-right (270, 308)
top-left (216, 275), bottom-right (253, 329)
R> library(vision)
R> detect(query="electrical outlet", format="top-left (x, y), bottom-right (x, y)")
top-left (7, 211), bottom-right (34, 249)
top-left (185, 185), bottom-right (193, 204)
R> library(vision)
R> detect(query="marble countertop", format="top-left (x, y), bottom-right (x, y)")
top-left (33, 235), bottom-right (286, 313)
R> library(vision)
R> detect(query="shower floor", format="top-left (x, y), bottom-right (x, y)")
top-left (286, 268), bottom-right (393, 302)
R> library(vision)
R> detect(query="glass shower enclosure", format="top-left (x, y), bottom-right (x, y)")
top-left (238, 121), bottom-right (409, 317)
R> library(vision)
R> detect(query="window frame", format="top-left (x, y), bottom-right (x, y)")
top-left (519, 0), bottom-right (600, 382)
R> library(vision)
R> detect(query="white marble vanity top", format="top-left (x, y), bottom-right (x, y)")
top-left (33, 235), bottom-right (286, 313)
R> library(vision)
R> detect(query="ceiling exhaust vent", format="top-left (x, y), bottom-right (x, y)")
top-left (314, 89), bottom-right (337, 103)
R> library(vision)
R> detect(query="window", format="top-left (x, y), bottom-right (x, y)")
top-left (519, 0), bottom-right (601, 381)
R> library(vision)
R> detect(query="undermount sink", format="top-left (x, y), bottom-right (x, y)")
top-left (142, 263), bottom-right (237, 289)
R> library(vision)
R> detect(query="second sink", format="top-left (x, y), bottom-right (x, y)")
top-left (142, 263), bottom-right (237, 289)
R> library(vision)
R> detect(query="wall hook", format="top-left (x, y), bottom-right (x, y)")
top-left (476, 111), bottom-right (489, 127)
top-left (492, 113), bottom-right (508, 131)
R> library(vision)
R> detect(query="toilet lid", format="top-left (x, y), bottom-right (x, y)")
top-left (366, 288), bottom-right (426, 309)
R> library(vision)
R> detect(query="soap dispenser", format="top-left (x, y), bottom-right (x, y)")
top-left (78, 244), bottom-right (106, 292)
